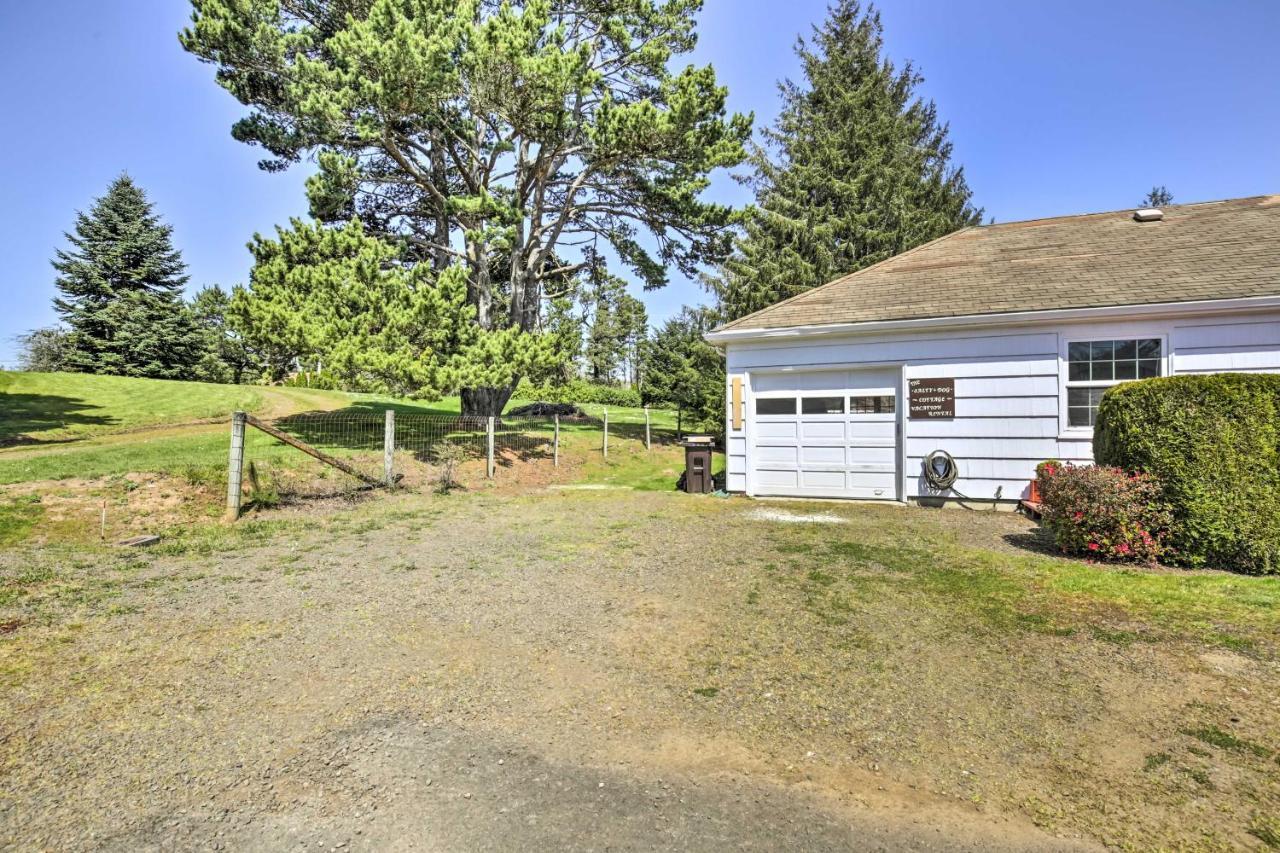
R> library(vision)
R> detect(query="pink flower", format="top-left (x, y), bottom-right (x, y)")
top-left (1087, 542), bottom-right (1100, 551)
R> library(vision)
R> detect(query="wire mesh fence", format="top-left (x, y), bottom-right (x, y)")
top-left (231, 408), bottom-right (641, 510)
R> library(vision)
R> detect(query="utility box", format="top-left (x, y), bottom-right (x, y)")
top-left (681, 435), bottom-right (715, 494)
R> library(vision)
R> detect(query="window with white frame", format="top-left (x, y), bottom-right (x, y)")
top-left (1065, 338), bottom-right (1163, 428)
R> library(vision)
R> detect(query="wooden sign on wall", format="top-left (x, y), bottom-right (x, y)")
top-left (908, 378), bottom-right (955, 419)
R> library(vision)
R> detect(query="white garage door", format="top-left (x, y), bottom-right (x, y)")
top-left (750, 369), bottom-right (900, 500)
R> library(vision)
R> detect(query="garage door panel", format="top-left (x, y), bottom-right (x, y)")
top-left (799, 469), bottom-right (846, 490)
top-left (847, 447), bottom-right (896, 465)
top-left (799, 421), bottom-right (846, 440)
top-left (755, 469), bottom-right (799, 489)
top-left (755, 420), bottom-right (798, 439)
top-left (846, 419), bottom-right (895, 437)
top-left (755, 445), bottom-right (798, 465)
top-left (799, 445), bottom-right (845, 465)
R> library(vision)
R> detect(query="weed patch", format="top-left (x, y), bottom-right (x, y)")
top-left (0, 495), bottom-right (43, 546)
top-left (1183, 725), bottom-right (1272, 758)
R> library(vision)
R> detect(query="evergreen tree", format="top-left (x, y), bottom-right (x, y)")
top-left (529, 294), bottom-right (582, 387)
top-left (641, 307), bottom-right (723, 432)
top-left (1141, 186), bottom-right (1173, 207)
top-left (714, 1), bottom-right (981, 321)
top-left (190, 285), bottom-right (262, 384)
top-left (182, 0), bottom-right (750, 414)
top-left (579, 261), bottom-right (631, 384)
top-left (616, 294), bottom-right (649, 388)
top-left (51, 175), bottom-right (204, 378)
top-left (16, 328), bottom-right (70, 373)
top-left (232, 219), bottom-right (554, 398)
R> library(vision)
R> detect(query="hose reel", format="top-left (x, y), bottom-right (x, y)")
top-left (922, 449), bottom-right (959, 491)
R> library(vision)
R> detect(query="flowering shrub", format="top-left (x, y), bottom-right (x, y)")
top-left (1036, 463), bottom-right (1171, 563)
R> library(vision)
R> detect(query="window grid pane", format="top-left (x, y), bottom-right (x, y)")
top-left (756, 398), bottom-right (796, 415)
top-left (850, 395), bottom-right (895, 414)
top-left (1065, 339), bottom-right (1162, 428)
top-left (801, 396), bottom-right (844, 415)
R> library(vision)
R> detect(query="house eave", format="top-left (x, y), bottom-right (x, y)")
top-left (704, 294), bottom-right (1280, 346)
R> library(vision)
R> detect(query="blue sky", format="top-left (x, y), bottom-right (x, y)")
top-left (2, 1), bottom-right (1278, 367)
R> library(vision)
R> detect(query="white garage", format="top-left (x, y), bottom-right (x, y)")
top-left (749, 368), bottom-right (899, 500)
top-left (707, 196), bottom-right (1280, 506)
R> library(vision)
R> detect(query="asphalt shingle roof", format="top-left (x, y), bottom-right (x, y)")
top-left (717, 194), bottom-right (1280, 332)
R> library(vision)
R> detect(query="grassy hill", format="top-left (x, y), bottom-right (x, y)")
top-left (0, 371), bottom-right (358, 446)
top-left (0, 372), bottom-right (678, 485)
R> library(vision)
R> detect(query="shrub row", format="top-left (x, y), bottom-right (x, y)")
top-left (513, 379), bottom-right (642, 409)
top-left (1038, 374), bottom-right (1280, 574)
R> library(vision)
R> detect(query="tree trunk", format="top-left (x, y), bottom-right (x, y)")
top-left (460, 385), bottom-right (515, 419)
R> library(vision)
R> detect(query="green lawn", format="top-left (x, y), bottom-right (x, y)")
top-left (0, 371), bottom-right (356, 445)
top-left (0, 372), bottom-right (679, 485)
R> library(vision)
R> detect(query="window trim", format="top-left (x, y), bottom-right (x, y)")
top-left (1059, 332), bottom-right (1169, 436)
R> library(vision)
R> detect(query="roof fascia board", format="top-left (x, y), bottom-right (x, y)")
top-left (705, 295), bottom-right (1280, 346)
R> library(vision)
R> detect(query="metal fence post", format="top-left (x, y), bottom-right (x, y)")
top-left (224, 411), bottom-right (246, 523)
top-left (383, 409), bottom-right (395, 487)
top-left (486, 416), bottom-right (496, 478)
top-left (602, 407), bottom-right (609, 459)
top-left (553, 414), bottom-right (560, 467)
top-left (644, 405), bottom-right (651, 451)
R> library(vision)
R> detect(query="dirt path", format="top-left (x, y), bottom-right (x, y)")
top-left (1, 490), bottom-right (1274, 850)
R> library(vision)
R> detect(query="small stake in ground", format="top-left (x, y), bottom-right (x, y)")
top-left (603, 407), bottom-right (609, 459)
top-left (644, 405), bottom-right (651, 451)
top-left (383, 409), bottom-right (396, 487)
top-left (553, 414), bottom-right (560, 467)
top-left (486, 416), bottom-right (496, 478)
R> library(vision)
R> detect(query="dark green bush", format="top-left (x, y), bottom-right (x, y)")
top-left (1094, 374), bottom-right (1280, 574)
top-left (514, 379), bottom-right (642, 408)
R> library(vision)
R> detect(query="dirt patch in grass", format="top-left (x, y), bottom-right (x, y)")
top-left (1, 491), bottom-right (1277, 850)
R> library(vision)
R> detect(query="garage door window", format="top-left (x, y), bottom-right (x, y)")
top-left (1065, 338), bottom-right (1162, 427)
top-left (801, 396), bottom-right (845, 414)
top-left (850, 395), bottom-right (895, 414)
top-left (756, 397), bottom-right (796, 415)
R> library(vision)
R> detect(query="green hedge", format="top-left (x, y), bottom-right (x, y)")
top-left (513, 379), bottom-right (642, 409)
top-left (1094, 374), bottom-right (1280, 574)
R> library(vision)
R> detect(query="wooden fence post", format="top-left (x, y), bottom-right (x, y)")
top-left (553, 414), bottom-right (560, 467)
top-left (383, 409), bottom-right (395, 487)
top-left (603, 407), bottom-right (609, 459)
top-left (224, 411), bottom-right (246, 523)
top-left (486, 416), bottom-right (496, 478)
top-left (644, 405), bottom-right (651, 451)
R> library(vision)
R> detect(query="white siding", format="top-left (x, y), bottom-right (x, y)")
top-left (724, 308), bottom-right (1280, 502)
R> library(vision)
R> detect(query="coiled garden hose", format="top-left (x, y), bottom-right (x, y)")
top-left (921, 449), bottom-right (1002, 508)
top-left (922, 449), bottom-right (959, 491)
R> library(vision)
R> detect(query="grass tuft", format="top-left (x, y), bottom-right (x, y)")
top-left (1182, 725), bottom-right (1272, 758)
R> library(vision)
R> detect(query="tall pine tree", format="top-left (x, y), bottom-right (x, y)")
top-left (52, 175), bottom-right (204, 378)
top-left (714, 1), bottom-right (981, 321)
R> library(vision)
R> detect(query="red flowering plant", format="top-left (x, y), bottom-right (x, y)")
top-left (1035, 463), bottom-right (1171, 564)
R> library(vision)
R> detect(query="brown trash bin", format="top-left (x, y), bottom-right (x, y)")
top-left (681, 435), bottom-right (715, 494)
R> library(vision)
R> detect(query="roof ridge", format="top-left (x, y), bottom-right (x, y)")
top-left (717, 226), bottom-right (974, 331)
top-left (975, 193), bottom-right (1280, 230)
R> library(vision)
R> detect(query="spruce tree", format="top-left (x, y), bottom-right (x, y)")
top-left (714, 1), bottom-right (981, 321)
top-left (52, 175), bottom-right (204, 378)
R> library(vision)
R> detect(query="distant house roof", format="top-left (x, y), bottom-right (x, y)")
top-left (715, 194), bottom-right (1280, 333)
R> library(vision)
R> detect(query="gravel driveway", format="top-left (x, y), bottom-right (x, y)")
top-left (2, 488), bottom-right (1274, 850)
